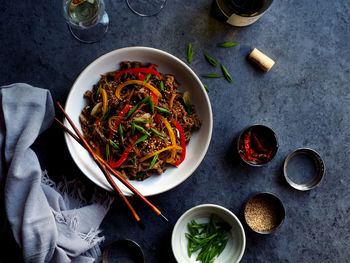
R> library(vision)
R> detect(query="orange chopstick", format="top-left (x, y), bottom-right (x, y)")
top-left (56, 102), bottom-right (168, 223)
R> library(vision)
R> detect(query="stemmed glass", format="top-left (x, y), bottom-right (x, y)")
top-left (126, 0), bottom-right (167, 16)
top-left (62, 0), bottom-right (109, 43)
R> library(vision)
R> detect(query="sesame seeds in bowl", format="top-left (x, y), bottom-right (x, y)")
top-left (244, 192), bottom-right (285, 234)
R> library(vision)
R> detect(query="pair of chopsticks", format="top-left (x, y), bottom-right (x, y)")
top-left (55, 102), bottom-right (168, 226)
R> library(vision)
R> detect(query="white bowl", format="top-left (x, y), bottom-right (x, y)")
top-left (172, 204), bottom-right (246, 263)
top-left (64, 47), bottom-right (212, 196)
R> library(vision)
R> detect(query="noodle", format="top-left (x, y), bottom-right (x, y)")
top-left (80, 61), bottom-right (201, 181)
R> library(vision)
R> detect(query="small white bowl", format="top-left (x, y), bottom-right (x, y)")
top-left (64, 47), bottom-right (212, 196)
top-left (171, 204), bottom-right (246, 263)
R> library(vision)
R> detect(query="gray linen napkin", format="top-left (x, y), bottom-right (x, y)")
top-left (0, 83), bottom-right (114, 263)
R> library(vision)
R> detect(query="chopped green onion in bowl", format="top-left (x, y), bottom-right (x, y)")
top-left (171, 204), bottom-right (246, 263)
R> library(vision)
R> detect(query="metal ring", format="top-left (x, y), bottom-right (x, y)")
top-left (283, 148), bottom-right (325, 191)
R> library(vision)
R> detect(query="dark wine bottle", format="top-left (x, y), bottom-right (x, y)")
top-left (211, 0), bottom-right (273, 27)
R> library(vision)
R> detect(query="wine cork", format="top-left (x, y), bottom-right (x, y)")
top-left (248, 48), bottom-right (275, 72)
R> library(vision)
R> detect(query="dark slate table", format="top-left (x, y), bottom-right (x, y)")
top-left (1, 0), bottom-right (350, 262)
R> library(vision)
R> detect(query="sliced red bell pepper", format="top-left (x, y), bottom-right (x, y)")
top-left (173, 121), bottom-right (186, 166)
top-left (113, 105), bottom-right (133, 127)
top-left (109, 134), bottom-right (140, 168)
top-left (138, 73), bottom-right (146, 82)
top-left (95, 118), bottom-right (101, 126)
top-left (154, 109), bottom-right (161, 125)
top-left (114, 67), bottom-right (161, 81)
top-left (150, 91), bottom-right (158, 106)
top-left (148, 64), bottom-right (158, 70)
top-left (108, 104), bottom-right (133, 139)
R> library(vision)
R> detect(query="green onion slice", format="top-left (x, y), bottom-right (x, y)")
top-left (150, 128), bottom-right (165, 139)
top-left (109, 140), bottom-right (120, 150)
top-left (159, 81), bottom-right (165, 93)
top-left (204, 54), bottom-right (218, 67)
top-left (221, 64), bottom-right (233, 83)
top-left (135, 134), bottom-right (149, 145)
top-left (183, 91), bottom-right (192, 114)
top-left (106, 144), bottom-right (110, 162)
top-left (201, 74), bottom-right (223, 78)
top-left (143, 73), bottom-right (151, 85)
top-left (149, 154), bottom-right (158, 169)
top-left (133, 118), bottom-right (152, 123)
top-left (126, 96), bottom-right (151, 118)
top-left (101, 108), bottom-right (111, 122)
top-left (218, 41), bottom-right (239, 48)
top-left (149, 97), bottom-right (154, 114)
top-left (119, 124), bottom-right (124, 140)
top-left (187, 43), bottom-right (193, 64)
top-left (134, 124), bottom-right (151, 136)
top-left (155, 106), bottom-right (172, 115)
top-left (135, 171), bottom-right (146, 180)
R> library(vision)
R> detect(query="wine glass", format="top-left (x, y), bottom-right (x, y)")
top-left (62, 0), bottom-right (109, 43)
top-left (126, 0), bottom-right (167, 17)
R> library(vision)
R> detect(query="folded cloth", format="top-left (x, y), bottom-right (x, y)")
top-left (0, 83), bottom-right (114, 263)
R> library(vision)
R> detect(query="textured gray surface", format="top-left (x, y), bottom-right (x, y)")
top-left (1, 0), bottom-right (350, 262)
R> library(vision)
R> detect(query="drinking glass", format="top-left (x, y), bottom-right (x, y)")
top-left (62, 0), bottom-right (109, 43)
top-left (126, 0), bottom-right (167, 16)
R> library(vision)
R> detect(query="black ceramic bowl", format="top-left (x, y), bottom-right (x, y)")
top-left (102, 239), bottom-right (145, 263)
top-left (244, 192), bottom-right (285, 234)
top-left (237, 124), bottom-right (278, 167)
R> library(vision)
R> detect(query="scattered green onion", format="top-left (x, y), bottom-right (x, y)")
top-left (143, 73), bottom-right (151, 85)
top-left (134, 124), bottom-right (151, 136)
top-left (101, 108), bottom-right (111, 122)
top-left (95, 85), bottom-right (101, 100)
top-left (201, 74), bottom-right (223, 78)
top-left (126, 96), bottom-right (151, 118)
top-left (109, 139), bottom-right (120, 150)
top-left (159, 81), bottom-right (165, 93)
top-left (149, 97), bottom-right (155, 114)
top-left (155, 106), bottom-right (172, 115)
top-left (126, 104), bottom-right (139, 119)
top-left (135, 171), bottom-right (146, 180)
top-left (150, 128), bottom-right (165, 139)
top-left (133, 118), bottom-right (152, 123)
top-left (204, 54), bottom-right (218, 67)
top-left (131, 122), bottom-right (136, 135)
top-left (139, 95), bottom-right (152, 105)
top-left (187, 43), bottom-right (193, 64)
top-left (106, 144), bottom-right (110, 162)
top-left (218, 41), bottom-right (239, 48)
top-left (135, 134), bottom-right (149, 145)
top-left (183, 91), bottom-right (192, 114)
top-left (203, 84), bottom-right (210, 92)
top-left (149, 154), bottom-right (159, 169)
top-left (119, 124), bottom-right (124, 140)
top-left (221, 64), bottom-right (233, 83)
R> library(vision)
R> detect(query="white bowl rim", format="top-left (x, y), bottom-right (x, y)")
top-left (171, 204), bottom-right (246, 263)
top-left (64, 46), bottom-right (213, 196)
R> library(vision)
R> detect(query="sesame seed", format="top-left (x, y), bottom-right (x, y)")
top-left (245, 194), bottom-right (282, 232)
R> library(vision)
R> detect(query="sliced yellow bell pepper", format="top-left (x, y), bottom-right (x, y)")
top-left (100, 88), bottom-right (108, 114)
top-left (159, 115), bottom-right (177, 163)
top-left (139, 145), bottom-right (182, 163)
top-left (115, 80), bottom-right (162, 99)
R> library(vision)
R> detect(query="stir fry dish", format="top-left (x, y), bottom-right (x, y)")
top-left (80, 61), bottom-right (201, 181)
